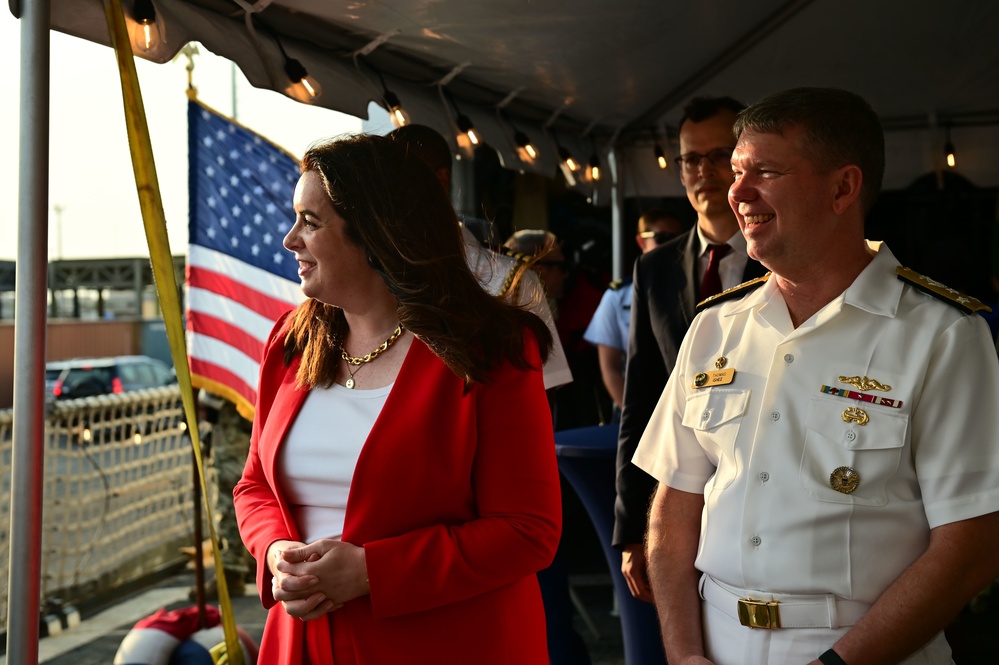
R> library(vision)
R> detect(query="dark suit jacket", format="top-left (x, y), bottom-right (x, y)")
top-left (613, 229), bottom-right (767, 548)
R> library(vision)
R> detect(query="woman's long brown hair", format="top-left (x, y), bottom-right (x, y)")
top-left (283, 134), bottom-right (552, 388)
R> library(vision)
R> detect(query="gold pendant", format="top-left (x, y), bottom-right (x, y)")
top-left (345, 377), bottom-right (356, 389)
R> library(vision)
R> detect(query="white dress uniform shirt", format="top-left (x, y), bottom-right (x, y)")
top-left (634, 243), bottom-right (999, 663)
top-left (462, 226), bottom-right (572, 389)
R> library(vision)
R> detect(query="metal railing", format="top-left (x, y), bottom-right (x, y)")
top-left (0, 386), bottom-right (199, 627)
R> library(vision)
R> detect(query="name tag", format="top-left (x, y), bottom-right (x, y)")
top-left (692, 368), bottom-right (736, 389)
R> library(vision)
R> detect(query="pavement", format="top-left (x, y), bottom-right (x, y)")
top-left (1, 570), bottom-right (626, 664)
top-left (0, 571), bottom-right (267, 665)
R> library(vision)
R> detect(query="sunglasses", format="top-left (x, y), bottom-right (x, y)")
top-left (639, 230), bottom-right (679, 245)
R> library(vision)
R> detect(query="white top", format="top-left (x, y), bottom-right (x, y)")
top-left (462, 227), bottom-right (573, 389)
top-left (695, 226), bottom-right (750, 293)
top-left (634, 243), bottom-right (999, 604)
top-left (278, 382), bottom-right (391, 542)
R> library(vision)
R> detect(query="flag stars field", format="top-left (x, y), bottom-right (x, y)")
top-left (186, 98), bottom-right (304, 414)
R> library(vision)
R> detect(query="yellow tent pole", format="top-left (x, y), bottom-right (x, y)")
top-left (102, 1), bottom-right (243, 662)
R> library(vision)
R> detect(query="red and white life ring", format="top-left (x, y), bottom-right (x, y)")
top-left (113, 605), bottom-right (258, 665)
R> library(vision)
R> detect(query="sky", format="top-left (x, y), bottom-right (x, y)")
top-left (0, 11), bottom-right (376, 261)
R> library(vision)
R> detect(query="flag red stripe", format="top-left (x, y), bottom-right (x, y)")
top-left (190, 357), bottom-right (256, 406)
top-left (188, 265), bottom-right (297, 321)
top-left (187, 311), bottom-right (265, 365)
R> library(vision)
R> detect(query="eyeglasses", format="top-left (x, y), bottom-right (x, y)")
top-left (674, 147), bottom-right (734, 173)
top-left (639, 230), bottom-right (679, 245)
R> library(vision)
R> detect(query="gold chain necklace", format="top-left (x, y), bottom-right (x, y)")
top-left (340, 323), bottom-right (404, 389)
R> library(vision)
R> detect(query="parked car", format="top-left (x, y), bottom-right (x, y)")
top-left (44, 360), bottom-right (72, 398)
top-left (48, 356), bottom-right (176, 399)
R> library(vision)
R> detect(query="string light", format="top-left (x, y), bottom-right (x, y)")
top-left (655, 143), bottom-right (668, 169)
top-left (456, 114), bottom-right (480, 145)
top-left (284, 57), bottom-right (322, 101)
top-left (588, 152), bottom-right (601, 181)
top-left (944, 125), bottom-right (956, 168)
top-left (649, 126), bottom-right (669, 169)
top-left (501, 113), bottom-right (538, 162)
top-left (558, 146), bottom-right (578, 172)
top-left (132, 0), bottom-right (163, 52)
top-left (514, 130), bottom-right (538, 160)
top-left (273, 34), bottom-right (322, 102)
top-left (447, 93), bottom-right (479, 146)
top-left (384, 89), bottom-right (410, 128)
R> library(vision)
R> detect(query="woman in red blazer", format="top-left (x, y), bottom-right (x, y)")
top-left (234, 134), bottom-right (561, 665)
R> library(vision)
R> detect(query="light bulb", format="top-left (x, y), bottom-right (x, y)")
top-left (514, 131), bottom-right (538, 161)
top-left (457, 115), bottom-right (480, 145)
top-left (558, 147), bottom-right (578, 172)
top-left (945, 141), bottom-right (956, 168)
top-left (655, 144), bottom-right (668, 169)
top-left (588, 154), bottom-right (601, 181)
top-left (284, 57), bottom-right (322, 102)
top-left (384, 91), bottom-right (409, 127)
top-left (132, 0), bottom-right (162, 53)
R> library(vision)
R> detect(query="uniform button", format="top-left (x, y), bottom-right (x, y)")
top-left (784, 354), bottom-right (794, 363)
top-left (770, 411), bottom-right (780, 422)
top-left (759, 472), bottom-right (770, 483)
top-left (845, 430), bottom-right (857, 442)
top-left (701, 410), bottom-right (711, 422)
top-left (750, 535), bottom-right (762, 547)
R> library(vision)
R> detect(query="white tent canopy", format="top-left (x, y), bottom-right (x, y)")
top-left (43, 0), bottom-right (999, 194)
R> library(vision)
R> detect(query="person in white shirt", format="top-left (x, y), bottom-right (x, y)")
top-left (388, 124), bottom-right (572, 390)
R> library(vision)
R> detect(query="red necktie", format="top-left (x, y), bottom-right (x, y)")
top-left (699, 243), bottom-right (732, 300)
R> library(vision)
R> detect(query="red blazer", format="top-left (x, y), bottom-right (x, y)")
top-left (234, 316), bottom-right (561, 665)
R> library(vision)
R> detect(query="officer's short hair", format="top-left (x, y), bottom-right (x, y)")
top-left (734, 87), bottom-right (885, 214)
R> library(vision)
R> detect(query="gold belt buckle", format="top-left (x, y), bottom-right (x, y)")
top-left (737, 597), bottom-right (781, 629)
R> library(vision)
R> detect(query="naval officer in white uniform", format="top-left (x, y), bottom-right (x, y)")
top-left (634, 87), bottom-right (999, 665)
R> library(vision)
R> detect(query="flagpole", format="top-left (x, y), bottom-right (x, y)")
top-left (8, 0), bottom-right (52, 661)
top-left (231, 61), bottom-right (238, 120)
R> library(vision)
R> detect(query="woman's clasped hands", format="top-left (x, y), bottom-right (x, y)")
top-left (267, 538), bottom-right (370, 621)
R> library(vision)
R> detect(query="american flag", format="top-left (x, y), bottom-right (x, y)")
top-left (186, 99), bottom-right (304, 418)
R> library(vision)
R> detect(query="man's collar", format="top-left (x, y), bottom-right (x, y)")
top-left (724, 241), bottom-right (902, 318)
top-left (695, 223), bottom-right (747, 257)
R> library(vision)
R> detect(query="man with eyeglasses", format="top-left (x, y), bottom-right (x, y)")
top-left (584, 208), bottom-right (684, 418)
top-left (614, 97), bottom-right (768, 609)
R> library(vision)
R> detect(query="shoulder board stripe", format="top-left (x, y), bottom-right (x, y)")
top-left (497, 246), bottom-right (535, 264)
top-left (896, 266), bottom-right (992, 314)
top-left (695, 273), bottom-right (771, 313)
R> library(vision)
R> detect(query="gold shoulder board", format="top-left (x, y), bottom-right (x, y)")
top-left (695, 273), bottom-right (771, 314)
top-left (497, 246), bottom-right (534, 264)
top-left (609, 279), bottom-right (625, 291)
top-left (895, 267), bottom-right (992, 314)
